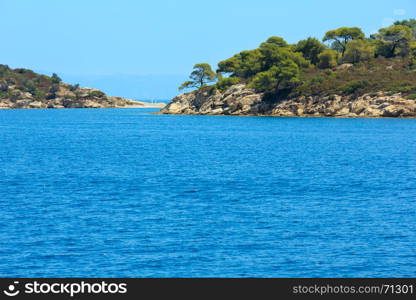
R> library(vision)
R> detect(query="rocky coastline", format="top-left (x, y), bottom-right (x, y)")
top-left (0, 82), bottom-right (165, 109)
top-left (160, 84), bottom-right (416, 118)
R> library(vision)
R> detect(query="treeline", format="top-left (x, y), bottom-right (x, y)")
top-left (180, 19), bottom-right (416, 99)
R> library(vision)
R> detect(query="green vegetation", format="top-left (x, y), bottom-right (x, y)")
top-left (249, 60), bottom-right (300, 92)
top-left (178, 19), bottom-right (416, 101)
top-left (294, 57), bottom-right (416, 97)
top-left (373, 25), bottom-right (413, 57)
top-left (179, 63), bottom-right (217, 90)
top-left (0, 65), bottom-right (80, 100)
top-left (323, 27), bottom-right (365, 56)
top-left (216, 77), bottom-right (241, 92)
top-left (394, 19), bottom-right (416, 38)
top-left (51, 73), bottom-right (62, 84)
top-left (343, 40), bottom-right (376, 64)
top-left (294, 38), bottom-right (326, 65)
top-left (318, 50), bottom-right (339, 69)
top-left (88, 90), bottom-right (105, 97)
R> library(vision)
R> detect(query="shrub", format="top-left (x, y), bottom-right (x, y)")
top-left (22, 79), bottom-right (37, 94)
top-left (342, 80), bottom-right (370, 95)
top-left (318, 50), bottom-right (339, 69)
top-left (404, 93), bottom-right (416, 100)
top-left (33, 89), bottom-right (46, 100)
top-left (51, 73), bottom-right (62, 84)
top-left (410, 42), bottom-right (416, 67)
top-left (47, 84), bottom-right (59, 99)
top-left (0, 81), bottom-right (8, 92)
top-left (88, 90), bottom-right (105, 97)
top-left (69, 83), bottom-right (80, 91)
top-left (0, 65), bottom-right (10, 77)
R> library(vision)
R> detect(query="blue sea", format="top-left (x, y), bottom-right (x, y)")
top-left (0, 108), bottom-right (415, 278)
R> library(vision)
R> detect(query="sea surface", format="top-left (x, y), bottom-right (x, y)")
top-left (0, 108), bottom-right (415, 278)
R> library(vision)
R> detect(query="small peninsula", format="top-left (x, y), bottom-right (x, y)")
top-left (0, 65), bottom-right (165, 109)
top-left (162, 20), bottom-right (416, 118)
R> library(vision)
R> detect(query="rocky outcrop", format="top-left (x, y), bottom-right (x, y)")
top-left (271, 92), bottom-right (416, 118)
top-left (161, 84), bottom-right (269, 115)
top-left (0, 84), bottom-right (165, 109)
top-left (160, 84), bottom-right (416, 118)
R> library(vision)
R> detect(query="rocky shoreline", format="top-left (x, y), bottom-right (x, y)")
top-left (160, 84), bottom-right (416, 118)
top-left (0, 83), bottom-right (165, 110)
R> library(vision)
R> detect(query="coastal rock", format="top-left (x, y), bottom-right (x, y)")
top-left (0, 84), bottom-right (166, 109)
top-left (161, 84), bottom-right (263, 115)
top-left (28, 101), bottom-right (46, 109)
top-left (0, 66), bottom-right (166, 109)
top-left (161, 84), bottom-right (416, 118)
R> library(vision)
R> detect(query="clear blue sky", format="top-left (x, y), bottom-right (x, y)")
top-left (0, 0), bottom-right (415, 99)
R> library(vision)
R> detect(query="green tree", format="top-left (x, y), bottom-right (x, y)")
top-left (215, 77), bottom-right (241, 92)
top-left (410, 42), bottom-right (416, 66)
top-left (259, 41), bottom-right (310, 70)
top-left (217, 49), bottom-right (263, 79)
top-left (318, 49), bottom-right (339, 69)
top-left (294, 37), bottom-right (327, 65)
top-left (217, 36), bottom-right (309, 80)
top-left (262, 36), bottom-right (289, 48)
top-left (51, 73), bottom-right (62, 84)
top-left (394, 19), bottom-right (416, 38)
top-left (373, 25), bottom-right (413, 57)
top-left (323, 27), bottom-right (365, 56)
top-left (179, 63), bottom-right (217, 91)
top-left (249, 60), bottom-right (300, 92)
top-left (0, 65), bottom-right (10, 77)
top-left (48, 83), bottom-right (59, 99)
top-left (343, 40), bottom-right (376, 63)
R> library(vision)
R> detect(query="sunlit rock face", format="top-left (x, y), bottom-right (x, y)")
top-left (161, 85), bottom-right (416, 118)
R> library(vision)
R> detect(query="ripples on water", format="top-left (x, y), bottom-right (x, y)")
top-left (0, 109), bottom-right (415, 277)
